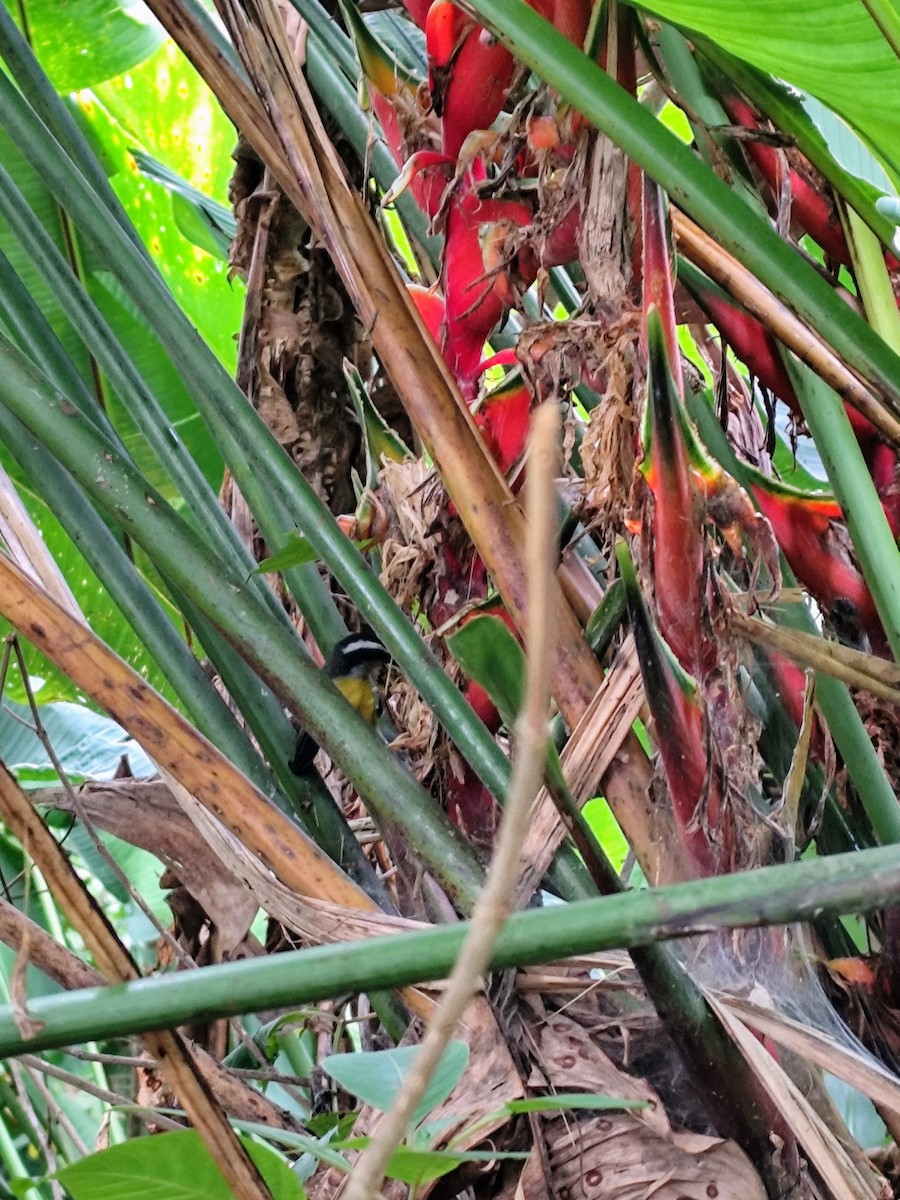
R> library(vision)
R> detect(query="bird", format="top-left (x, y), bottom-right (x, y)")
top-left (289, 628), bottom-right (392, 774)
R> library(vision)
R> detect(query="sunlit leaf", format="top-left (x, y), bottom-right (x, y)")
top-left (14, 0), bottom-right (164, 93)
top-left (54, 1131), bottom-right (304, 1200)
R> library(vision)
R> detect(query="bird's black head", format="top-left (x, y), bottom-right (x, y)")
top-left (326, 627), bottom-right (392, 679)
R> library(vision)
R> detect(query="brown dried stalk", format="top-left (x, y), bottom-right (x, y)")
top-left (733, 610), bottom-right (900, 704)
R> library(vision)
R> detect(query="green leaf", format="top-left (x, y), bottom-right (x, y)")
top-left (54, 1131), bottom-right (304, 1200)
top-left (9, 1179), bottom-right (38, 1198)
top-left (222, 1012), bottom-right (314, 1069)
top-left (380, 1145), bottom-right (526, 1185)
top-left (255, 534), bottom-right (324, 574)
top-left (335, 1141), bottom-right (528, 1186)
top-left (13, 0), bottom-right (164, 93)
top-left (446, 615), bottom-right (524, 729)
top-left (255, 534), bottom-right (376, 574)
top-left (64, 826), bottom-right (171, 922)
top-left (505, 1093), bottom-right (646, 1114)
top-left (582, 799), bottom-right (631, 873)
top-left (0, 696), bottom-right (154, 783)
top-left (378, 1147), bottom-right (469, 1186)
top-left (635, 0), bottom-right (900, 181)
top-left (131, 149), bottom-right (237, 260)
top-left (90, 41), bottom-right (245, 373)
top-left (232, 1123), bottom-right (350, 1174)
top-left (322, 1042), bottom-right (469, 1126)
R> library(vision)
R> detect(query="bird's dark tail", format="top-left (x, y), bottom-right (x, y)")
top-left (289, 730), bottom-right (318, 774)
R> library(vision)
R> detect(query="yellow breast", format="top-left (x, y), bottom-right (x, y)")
top-left (334, 675), bottom-right (378, 725)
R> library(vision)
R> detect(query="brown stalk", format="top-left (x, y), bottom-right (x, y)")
top-left (672, 209), bottom-right (900, 447)
top-left (733, 610), bottom-right (900, 703)
top-left (344, 403), bottom-right (561, 1200)
top-left (515, 634), bottom-right (690, 900)
top-left (0, 763), bottom-right (273, 1200)
top-left (141, 0), bottom-right (674, 878)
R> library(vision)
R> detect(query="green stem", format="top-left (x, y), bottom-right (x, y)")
top-left (0, 253), bottom-right (389, 900)
top-left (843, 203), bottom-right (900, 350)
top-left (3, 840), bottom-right (900, 1057)
top-left (860, 0), bottom-right (900, 62)
top-left (0, 74), bottom-right (516, 814)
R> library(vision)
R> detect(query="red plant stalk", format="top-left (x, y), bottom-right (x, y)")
top-left (723, 94), bottom-right (852, 268)
top-left (617, 542), bottom-right (723, 875)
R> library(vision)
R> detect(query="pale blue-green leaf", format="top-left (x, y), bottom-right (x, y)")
top-left (64, 826), bottom-right (171, 922)
top-left (877, 197), bottom-right (900, 222)
top-left (231, 1121), bottom-right (352, 1173)
top-left (0, 696), bottom-right (154, 782)
top-left (365, 9), bottom-right (427, 80)
top-left (798, 94), bottom-right (896, 198)
top-left (322, 1042), bottom-right (469, 1126)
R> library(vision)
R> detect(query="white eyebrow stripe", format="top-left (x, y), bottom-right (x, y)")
top-left (346, 640), bottom-right (389, 657)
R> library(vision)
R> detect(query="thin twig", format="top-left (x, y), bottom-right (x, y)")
top-left (343, 404), bottom-right (560, 1200)
top-left (15, 1054), bottom-right (186, 1133)
top-left (6, 1057), bottom-right (65, 1200)
top-left (10, 1055), bottom-right (89, 1158)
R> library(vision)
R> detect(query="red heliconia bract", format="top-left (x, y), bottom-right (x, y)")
top-left (617, 542), bottom-right (724, 876)
top-left (749, 478), bottom-right (888, 656)
top-left (474, 371), bottom-right (532, 475)
top-left (530, 0), bottom-right (592, 47)
top-left (759, 647), bottom-right (827, 762)
top-left (397, 0), bottom-right (433, 30)
top-left (682, 262), bottom-right (882, 450)
top-left (443, 171), bottom-right (534, 397)
top-left (642, 306), bottom-right (705, 675)
top-left (870, 442), bottom-right (900, 537)
top-left (426, 1), bottom-right (517, 158)
top-left (724, 95), bottom-right (853, 269)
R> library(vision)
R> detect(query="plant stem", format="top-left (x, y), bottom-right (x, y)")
top-left (3, 840), bottom-right (900, 1057)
